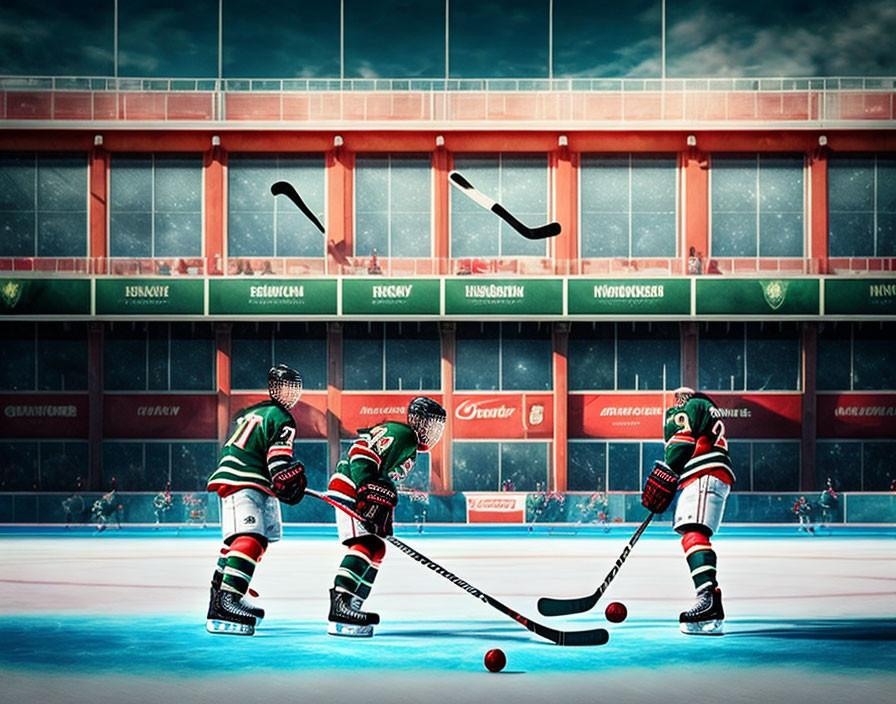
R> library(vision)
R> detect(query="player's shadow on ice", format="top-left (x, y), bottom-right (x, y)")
top-left (731, 618), bottom-right (896, 641)
top-left (387, 626), bottom-right (533, 643)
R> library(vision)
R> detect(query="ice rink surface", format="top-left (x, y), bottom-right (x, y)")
top-left (1, 523), bottom-right (894, 704)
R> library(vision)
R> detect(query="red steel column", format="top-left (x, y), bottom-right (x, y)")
top-left (552, 322), bottom-right (569, 492)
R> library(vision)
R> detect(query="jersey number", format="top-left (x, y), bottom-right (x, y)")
top-left (225, 413), bottom-right (263, 449)
top-left (712, 419), bottom-right (729, 451)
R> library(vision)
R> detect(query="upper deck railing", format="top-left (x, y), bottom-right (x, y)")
top-left (2, 75), bottom-right (894, 126)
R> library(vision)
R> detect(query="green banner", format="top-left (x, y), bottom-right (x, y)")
top-left (696, 278), bottom-right (820, 315)
top-left (0, 278), bottom-right (90, 315)
top-left (824, 279), bottom-right (896, 315)
top-left (343, 278), bottom-right (440, 315)
top-left (208, 279), bottom-right (337, 315)
top-left (445, 278), bottom-right (562, 315)
top-left (95, 278), bottom-right (204, 315)
top-left (568, 278), bottom-right (690, 315)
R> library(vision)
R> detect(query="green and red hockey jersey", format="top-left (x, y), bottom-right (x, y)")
top-left (328, 421), bottom-right (419, 501)
top-left (207, 401), bottom-right (296, 497)
top-left (663, 394), bottom-right (735, 488)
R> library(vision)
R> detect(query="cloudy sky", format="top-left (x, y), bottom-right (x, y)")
top-left (0, 0), bottom-right (894, 80)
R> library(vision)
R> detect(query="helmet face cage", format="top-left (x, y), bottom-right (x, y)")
top-left (407, 396), bottom-right (446, 450)
top-left (672, 386), bottom-right (695, 407)
top-left (268, 364), bottom-right (303, 409)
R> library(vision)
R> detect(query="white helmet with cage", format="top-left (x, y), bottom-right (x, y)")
top-left (268, 364), bottom-right (303, 409)
top-left (407, 396), bottom-right (446, 451)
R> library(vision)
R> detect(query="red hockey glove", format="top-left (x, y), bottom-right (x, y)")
top-left (271, 461), bottom-right (307, 506)
top-left (356, 479), bottom-right (398, 537)
top-left (641, 460), bottom-right (679, 514)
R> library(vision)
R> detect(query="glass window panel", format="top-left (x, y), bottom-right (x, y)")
top-left (828, 212), bottom-right (874, 257)
top-left (616, 322), bottom-right (680, 391)
top-left (229, 212), bottom-right (274, 258)
top-left (37, 322), bottom-right (88, 391)
top-left (698, 323), bottom-right (745, 392)
top-left (455, 323), bottom-right (500, 391)
top-left (712, 158), bottom-right (756, 212)
top-left (751, 442), bottom-right (800, 491)
top-left (170, 442), bottom-right (218, 492)
top-left (294, 441), bottom-right (329, 493)
top-left (745, 323), bottom-right (800, 391)
top-left (343, 322), bottom-right (384, 390)
top-left (154, 212), bottom-right (201, 257)
top-left (169, 323), bottom-right (214, 390)
top-left (501, 322), bottom-right (552, 391)
top-left (581, 213), bottom-right (628, 258)
top-left (0, 154), bottom-right (35, 210)
top-left (0, 323), bottom-right (35, 390)
top-left (501, 442), bottom-right (549, 492)
top-left (274, 323), bottom-right (328, 392)
top-left (222, 1), bottom-right (340, 79)
top-left (231, 323), bottom-right (271, 390)
top-left (147, 325), bottom-right (169, 391)
top-left (36, 155), bottom-right (87, 256)
top-left (568, 322), bottom-right (615, 391)
top-left (759, 156), bottom-right (804, 213)
top-left (102, 442), bottom-right (145, 491)
top-left (815, 441), bottom-right (861, 492)
top-left (829, 158), bottom-right (874, 212)
top-left (0, 442), bottom-right (38, 490)
top-left (758, 213), bottom-right (803, 257)
top-left (384, 322), bottom-right (440, 391)
top-left (118, 1), bottom-right (217, 78)
top-left (144, 443), bottom-right (171, 490)
top-left (38, 213), bottom-right (85, 257)
top-left (345, 1), bottom-right (443, 79)
top-left (104, 323), bottom-right (147, 391)
top-left (853, 322), bottom-right (896, 390)
top-left (712, 212), bottom-right (755, 257)
top-left (607, 442), bottom-right (640, 491)
top-left (0, 212), bottom-right (34, 256)
top-left (631, 213), bottom-right (676, 257)
top-left (452, 442), bottom-right (500, 492)
top-left (567, 441), bottom-right (606, 491)
top-left (863, 442), bottom-right (895, 491)
top-left (878, 214), bottom-right (896, 256)
top-left (817, 322), bottom-right (851, 391)
top-left (39, 441), bottom-right (88, 491)
top-left (449, 0), bottom-right (549, 79)
top-left (726, 441), bottom-right (751, 488)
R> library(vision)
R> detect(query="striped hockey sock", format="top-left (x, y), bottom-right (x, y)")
top-left (221, 535), bottom-right (265, 597)
top-left (334, 540), bottom-right (385, 601)
top-left (682, 530), bottom-right (717, 592)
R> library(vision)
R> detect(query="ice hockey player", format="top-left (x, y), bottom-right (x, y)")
top-left (205, 364), bottom-right (307, 635)
top-left (640, 386), bottom-right (734, 635)
top-left (326, 396), bottom-right (446, 637)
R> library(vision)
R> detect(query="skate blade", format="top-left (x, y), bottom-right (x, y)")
top-left (206, 619), bottom-right (255, 636)
top-left (328, 621), bottom-right (374, 638)
top-left (680, 619), bottom-right (724, 636)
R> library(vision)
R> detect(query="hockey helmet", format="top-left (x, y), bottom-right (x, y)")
top-left (268, 364), bottom-right (303, 409)
top-left (672, 386), bottom-right (696, 406)
top-left (407, 396), bottom-right (446, 451)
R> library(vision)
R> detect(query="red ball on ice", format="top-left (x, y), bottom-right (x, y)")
top-left (484, 648), bottom-right (506, 672)
top-left (605, 601), bottom-right (627, 623)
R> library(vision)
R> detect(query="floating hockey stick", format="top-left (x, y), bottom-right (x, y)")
top-left (537, 512), bottom-right (655, 617)
top-left (448, 170), bottom-right (561, 240)
top-left (306, 488), bottom-right (608, 646)
top-left (270, 181), bottom-right (326, 233)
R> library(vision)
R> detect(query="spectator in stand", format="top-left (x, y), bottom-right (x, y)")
top-left (261, 261), bottom-right (275, 276)
top-left (157, 260), bottom-right (172, 275)
top-left (687, 247), bottom-right (703, 275)
top-left (368, 249), bottom-right (383, 275)
top-left (243, 261), bottom-right (255, 275)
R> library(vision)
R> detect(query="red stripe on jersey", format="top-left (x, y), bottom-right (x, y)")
top-left (349, 444), bottom-right (381, 466)
top-left (329, 475), bottom-right (357, 499)
top-left (679, 467), bottom-right (733, 490)
top-left (267, 447), bottom-right (292, 460)
top-left (666, 432), bottom-right (695, 447)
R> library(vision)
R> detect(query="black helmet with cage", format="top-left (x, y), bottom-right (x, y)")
top-left (268, 364), bottom-right (303, 410)
top-left (407, 396), bottom-right (446, 451)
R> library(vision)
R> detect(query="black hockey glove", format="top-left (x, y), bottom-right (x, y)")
top-left (641, 460), bottom-right (679, 514)
top-left (271, 460), bottom-right (307, 506)
top-left (355, 478), bottom-right (398, 537)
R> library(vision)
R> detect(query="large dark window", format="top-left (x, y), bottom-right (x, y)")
top-left (452, 441), bottom-right (549, 492)
top-left (0, 322), bottom-right (87, 391)
top-left (455, 322), bottom-right (552, 391)
top-left (711, 155), bottom-right (804, 257)
top-left (580, 155), bottom-right (677, 258)
top-left (568, 322), bottom-right (680, 391)
top-left (816, 441), bottom-right (895, 492)
top-left (102, 441), bottom-right (217, 492)
top-left (818, 321), bottom-right (896, 391)
top-left (109, 154), bottom-right (202, 258)
top-left (698, 322), bottom-right (801, 391)
top-left (567, 440), bottom-right (664, 492)
top-left (828, 155), bottom-right (896, 257)
top-left (0, 153), bottom-right (88, 257)
top-left (104, 322), bottom-right (214, 391)
top-left (728, 440), bottom-right (799, 491)
top-left (0, 441), bottom-right (88, 491)
top-left (343, 322), bottom-right (440, 391)
top-left (231, 322), bottom-right (327, 392)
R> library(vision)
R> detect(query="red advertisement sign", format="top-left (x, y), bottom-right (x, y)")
top-left (230, 392), bottom-right (328, 439)
top-left (0, 393), bottom-right (90, 438)
top-left (465, 493), bottom-right (526, 523)
top-left (817, 393), bottom-right (896, 439)
top-left (340, 393), bottom-right (443, 437)
top-left (452, 393), bottom-right (554, 439)
top-left (569, 392), bottom-right (802, 439)
top-left (103, 394), bottom-right (217, 439)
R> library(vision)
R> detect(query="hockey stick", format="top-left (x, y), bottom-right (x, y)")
top-left (537, 512), bottom-right (655, 617)
top-left (448, 170), bottom-right (561, 240)
top-left (270, 181), bottom-right (326, 233)
top-left (306, 488), bottom-right (608, 646)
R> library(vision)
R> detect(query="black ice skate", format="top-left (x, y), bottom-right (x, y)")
top-left (327, 587), bottom-right (379, 638)
top-left (210, 573), bottom-right (265, 623)
top-left (679, 586), bottom-right (725, 635)
top-left (206, 588), bottom-right (257, 636)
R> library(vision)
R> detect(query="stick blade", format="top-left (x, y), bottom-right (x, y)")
top-left (448, 170), bottom-right (474, 190)
top-left (523, 221), bottom-right (562, 240)
top-left (270, 180), bottom-right (292, 197)
top-left (558, 627), bottom-right (610, 647)
top-left (537, 595), bottom-right (596, 617)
